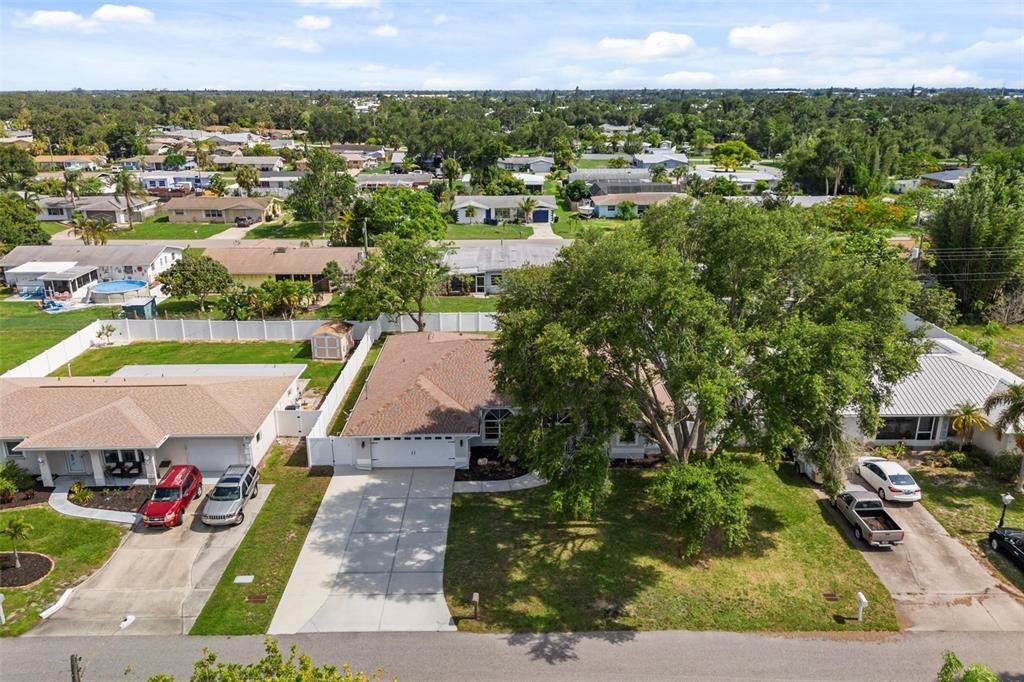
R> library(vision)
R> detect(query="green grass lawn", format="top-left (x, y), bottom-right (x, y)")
top-left (423, 296), bottom-right (498, 313)
top-left (245, 220), bottom-right (328, 240)
top-left (189, 444), bottom-right (332, 635)
top-left (61, 341), bottom-right (343, 393)
top-left (0, 508), bottom-right (124, 637)
top-left (445, 459), bottom-right (897, 632)
top-left (328, 340), bottom-right (383, 434)
top-left (445, 224), bottom-right (532, 240)
top-left (38, 222), bottom-right (69, 235)
top-left (0, 301), bottom-right (121, 374)
top-left (949, 324), bottom-right (1024, 374)
top-left (112, 216), bottom-right (230, 240)
top-left (155, 298), bottom-right (226, 319)
top-left (915, 465), bottom-right (1024, 593)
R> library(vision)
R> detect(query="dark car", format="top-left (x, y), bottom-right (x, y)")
top-left (989, 527), bottom-right (1024, 571)
top-left (234, 216), bottom-right (256, 227)
top-left (141, 464), bottom-right (203, 528)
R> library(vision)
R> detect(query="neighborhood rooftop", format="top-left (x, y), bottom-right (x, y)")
top-left (450, 195), bottom-right (557, 210)
top-left (162, 196), bottom-right (275, 211)
top-left (444, 242), bottom-right (564, 273)
top-left (204, 246), bottom-right (366, 275)
top-left (0, 244), bottom-right (177, 269)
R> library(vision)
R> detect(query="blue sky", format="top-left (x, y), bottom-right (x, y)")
top-left (1, 1), bottom-right (1022, 90)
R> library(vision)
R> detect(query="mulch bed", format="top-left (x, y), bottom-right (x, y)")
top-left (455, 448), bottom-right (529, 482)
top-left (0, 483), bottom-right (53, 511)
top-left (0, 552), bottom-right (54, 588)
top-left (76, 485), bottom-right (155, 513)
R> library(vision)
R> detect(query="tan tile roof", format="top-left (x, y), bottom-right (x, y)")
top-left (163, 196), bottom-right (275, 211)
top-left (205, 246), bottom-right (366, 276)
top-left (0, 375), bottom-right (294, 450)
top-left (343, 333), bottom-right (503, 436)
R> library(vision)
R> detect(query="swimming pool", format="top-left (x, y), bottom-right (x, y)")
top-left (92, 279), bottom-right (148, 294)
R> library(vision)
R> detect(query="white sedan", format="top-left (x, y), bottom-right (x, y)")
top-left (857, 456), bottom-right (922, 503)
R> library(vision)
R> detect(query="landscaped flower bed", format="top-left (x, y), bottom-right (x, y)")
top-left (454, 448), bottom-right (528, 482)
top-left (0, 552), bottom-right (54, 588)
top-left (74, 485), bottom-right (155, 513)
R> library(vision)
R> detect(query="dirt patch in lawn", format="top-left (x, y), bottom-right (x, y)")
top-left (77, 486), bottom-right (155, 513)
top-left (0, 552), bottom-right (54, 588)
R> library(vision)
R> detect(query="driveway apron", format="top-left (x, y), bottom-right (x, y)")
top-left (270, 467), bottom-right (456, 633)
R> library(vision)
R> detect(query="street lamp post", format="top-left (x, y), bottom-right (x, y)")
top-left (998, 492), bottom-right (1015, 528)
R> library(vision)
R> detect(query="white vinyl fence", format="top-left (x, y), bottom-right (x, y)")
top-left (3, 320), bottom-right (107, 378)
top-left (378, 312), bottom-right (496, 334)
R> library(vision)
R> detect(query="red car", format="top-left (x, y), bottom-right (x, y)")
top-left (141, 465), bottom-right (203, 528)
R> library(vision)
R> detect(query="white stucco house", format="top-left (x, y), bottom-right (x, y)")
top-left (451, 195), bottom-right (557, 224)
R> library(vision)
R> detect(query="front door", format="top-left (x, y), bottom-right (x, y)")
top-left (474, 274), bottom-right (486, 293)
top-left (66, 450), bottom-right (86, 474)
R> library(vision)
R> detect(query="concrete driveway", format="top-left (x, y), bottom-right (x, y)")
top-left (270, 467), bottom-right (456, 633)
top-left (830, 476), bottom-right (1024, 631)
top-left (29, 485), bottom-right (271, 636)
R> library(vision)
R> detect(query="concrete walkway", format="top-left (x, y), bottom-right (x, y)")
top-left (270, 467), bottom-right (456, 634)
top-left (48, 478), bottom-right (139, 525)
top-left (453, 472), bottom-right (545, 494)
top-left (527, 221), bottom-right (564, 241)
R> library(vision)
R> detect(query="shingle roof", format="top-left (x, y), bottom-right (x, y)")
top-left (163, 196), bottom-right (275, 211)
top-left (451, 195), bottom-right (557, 210)
top-left (204, 246), bottom-right (366, 275)
top-left (590, 192), bottom-right (677, 207)
top-left (0, 375), bottom-right (296, 450)
top-left (211, 155), bottom-right (282, 165)
top-left (0, 244), bottom-right (177, 269)
top-left (499, 156), bottom-right (554, 165)
top-left (343, 333), bottom-right (503, 436)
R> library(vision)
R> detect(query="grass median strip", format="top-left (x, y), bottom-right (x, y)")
top-left (189, 444), bottom-right (332, 635)
top-left (328, 340), bottom-right (383, 434)
top-left (0, 508), bottom-right (124, 637)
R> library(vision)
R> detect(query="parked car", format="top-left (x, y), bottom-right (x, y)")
top-left (234, 216), bottom-right (256, 227)
top-left (857, 456), bottom-right (922, 503)
top-left (988, 527), bottom-right (1024, 571)
top-left (141, 464), bottom-right (203, 528)
top-left (832, 486), bottom-right (905, 548)
top-left (201, 464), bottom-right (259, 527)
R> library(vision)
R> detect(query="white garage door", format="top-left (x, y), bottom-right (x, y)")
top-left (370, 438), bottom-right (456, 468)
top-left (185, 438), bottom-right (243, 476)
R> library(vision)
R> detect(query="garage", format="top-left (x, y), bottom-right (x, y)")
top-left (369, 437), bottom-right (456, 468)
top-left (532, 209), bottom-right (550, 223)
top-left (184, 438), bottom-right (244, 475)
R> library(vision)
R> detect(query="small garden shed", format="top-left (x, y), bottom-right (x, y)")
top-left (311, 321), bottom-right (354, 361)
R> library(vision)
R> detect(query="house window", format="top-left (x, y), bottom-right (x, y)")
top-left (916, 417), bottom-right (936, 441)
top-left (494, 208), bottom-right (514, 221)
top-left (876, 417), bottom-right (926, 441)
top-left (47, 208), bottom-right (65, 216)
top-left (204, 209), bottom-right (223, 218)
top-left (490, 274), bottom-right (502, 288)
top-left (174, 209), bottom-right (184, 215)
top-left (2, 440), bottom-right (24, 459)
top-left (474, 274), bottom-right (486, 293)
top-left (483, 408), bottom-right (512, 441)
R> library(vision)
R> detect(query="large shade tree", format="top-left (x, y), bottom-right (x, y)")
top-left (492, 198), bottom-right (922, 544)
top-left (285, 148), bottom-right (355, 236)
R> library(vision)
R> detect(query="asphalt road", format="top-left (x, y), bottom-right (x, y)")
top-left (2, 631), bottom-right (1022, 681)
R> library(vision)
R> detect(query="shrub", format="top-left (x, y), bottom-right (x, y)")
top-left (0, 478), bottom-right (15, 504)
top-left (68, 481), bottom-right (94, 505)
top-left (948, 451), bottom-right (970, 469)
top-left (0, 460), bottom-right (34, 491)
top-left (992, 450), bottom-right (1023, 483)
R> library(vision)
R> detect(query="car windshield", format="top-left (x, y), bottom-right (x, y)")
top-left (889, 474), bottom-right (915, 486)
top-left (152, 488), bottom-right (180, 502)
top-left (210, 485), bottom-right (241, 501)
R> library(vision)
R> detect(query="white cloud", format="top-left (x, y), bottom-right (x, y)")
top-left (654, 70), bottom-right (717, 87)
top-left (20, 4), bottom-right (154, 32)
top-left (370, 24), bottom-right (398, 38)
top-left (422, 75), bottom-right (487, 90)
top-left (295, 15), bottom-right (332, 30)
top-left (295, 0), bottom-right (379, 7)
top-left (594, 31), bottom-right (698, 61)
top-left (728, 21), bottom-right (914, 56)
top-left (432, 13), bottom-right (449, 25)
top-left (272, 36), bottom-right (322, 53)
top-left (954, 35), bottom-right (1024, 61)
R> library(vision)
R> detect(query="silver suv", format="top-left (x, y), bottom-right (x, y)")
top-left (201, 464), bottom-right (259, 526)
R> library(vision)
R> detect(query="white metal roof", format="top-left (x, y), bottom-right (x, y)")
top-left (7, 261), bottom-right (78, 274)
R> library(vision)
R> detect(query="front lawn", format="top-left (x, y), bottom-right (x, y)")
top-left (189, 443), bottom-right (332, 635)
top-left (0, 301), bottom-right (120, 374)
top-left (949, 324), bottom-right (1024, 374)
top-left (112, 216), bottom-right (230, 240)
top-left (0, 508), bottom-right (124, 637)
top-left (915, 465), bottom-right (1024, 593)
top-left (245, 220), bottom-right (329, 240)
top-left (445, 224), bottom-right (532, 240)
top-left (445, 459), bottom-right (897, 632)
top-left (61, 341), bottom-right (343, 393)
top-left (38, 222), bottom-right (69, 236)
top-left (423, 296), bottom-right (498, 313)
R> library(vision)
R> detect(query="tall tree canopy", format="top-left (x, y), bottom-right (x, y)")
top-left (492, 198), bottom-right (922, 530)
top-left (348, 187), bottom-right (448, 243)
top-left (157, 251), bottom-right (233, 312)
top-left (0, 192), bottom-right (50, 255)
top-left (284, 148), bottom-right (355, 235)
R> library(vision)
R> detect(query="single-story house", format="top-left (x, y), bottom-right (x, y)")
top-left (208, 132), bottom-right (264, 146)
top-left (212, 155), bottom-right (284, 172)
top-left (356, 173), bottom-right (433, 191)
top-left (843, 314), bottom-right (1021, 452)
top-left (599, 123), bottom-right (641, 136)
top-left (567, 168), bottom-right (651, 183)
top-left (163, 196), bottom-right (280, 224)
top-left (589, 192), bottom-right (676, 218)
top-left (390, 150), bottom-right (408, 172)
top-left (341, 332), bottom-right (657, 469)
top-left (0, 137), bottom-right (33, 149)
top-left (32, 195), bottom-right (159, 224)
top-left (34, 155), bottom-right (107, 171)
top-left (511, 172), bottom-right (545, 193)
top-left (589, 180), bottom-right (679, 196)
top-left (203, 246), bottom-right (366, 291)
top-left (0, 366), bottom-right (303, 484)
top-left (498, 156), bottom-right (555, 174)
top-left (451, 195), bottom-right (557, 224)
top-left (267, 139), bottom-right (297, 150)
top-left (330, 143), bottom-right (387, 159)
top-left (444, 242), bottom-right (563, 295)
top-left (920, 167), bottom-right (974, 190)
top-left (121, 155), bottom-right (191, 172)
top-left (632, 151), bottom-right (688, 169)
top-left (691, 167), bottom-right (780, 193)
top-left (579, 153), bottom-right (633, 164)
top-left (0, 244), bottom-right (181, 299)
top-left (338, 152), bottom-right (377, 170)
top-left (139, 170), bottom-right (219, 193)
top-left (256, 172), bottom-right (306, 197)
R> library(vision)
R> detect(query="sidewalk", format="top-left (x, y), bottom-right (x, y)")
top-left (452, 472), bottom-right (545, 494)
top-left (48, 478), bottom-right (138, 525)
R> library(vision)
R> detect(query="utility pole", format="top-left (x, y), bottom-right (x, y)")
top-left (362, 218), bottom-right (369, 256)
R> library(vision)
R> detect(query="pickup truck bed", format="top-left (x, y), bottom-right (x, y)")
top-left (862, 513), bottom-right (899, 532)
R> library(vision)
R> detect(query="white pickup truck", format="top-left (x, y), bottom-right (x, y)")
top-left (832, 487), bottom-right (905, 548)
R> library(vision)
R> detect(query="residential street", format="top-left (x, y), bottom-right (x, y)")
top-left (2, 630), bottom-right (1022, 681)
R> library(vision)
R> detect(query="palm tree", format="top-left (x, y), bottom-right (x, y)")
top-left (70, 211), bottom-right (90, 244)
top-left (113, 169), bottom-right (146, 231)
top-left (193, 139), bottom-right (213, 170)
top-left (400, 156), bottom-right (417, 173)
top-left (650, 165), bottom-right (670, 183)
top-left (984, 384), bottom-right (1024, 491)
top-left (607, 156), bottom-right (628, 169)
top-left (518, 197), bottom-right (539, 224)
top-left (616, 201), bottom-right (638, 221)
top-left (62, 170), bottom-right (82, 209)
top-left (441, 158), bottom-right (462, 193)
top-left (235, 165), bottom-right (260, 197)
top-left (947, 402), bottom-right (992, 451)
top-left (671, 165), bottom-right (687, 185)
top-left (2, 517), bottom-right (32, 570)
